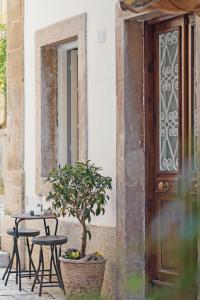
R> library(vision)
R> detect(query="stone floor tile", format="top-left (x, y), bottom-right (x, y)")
top-left (15, 295), bottom-right (54, 300)
top-left (0, 269), bottom-right (65, 300)
top-left (0, 289), bottom-right (28, 296)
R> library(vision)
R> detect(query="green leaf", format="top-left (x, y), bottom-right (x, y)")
top-left (96, 205), bottom-right (101, 216)
top-left (84, 208), bottom-right (90, 218)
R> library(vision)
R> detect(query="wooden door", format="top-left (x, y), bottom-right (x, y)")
top-left (145, 15), bottom-right (197, 299)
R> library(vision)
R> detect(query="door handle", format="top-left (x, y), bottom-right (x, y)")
top-left (158, 181), bottom-right (169, 191)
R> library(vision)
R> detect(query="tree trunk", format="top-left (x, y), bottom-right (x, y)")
top-left (81, 225), bottom-right (87, 258)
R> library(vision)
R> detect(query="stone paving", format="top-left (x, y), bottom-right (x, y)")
top-left (0, 269), bottom-right (66, 299)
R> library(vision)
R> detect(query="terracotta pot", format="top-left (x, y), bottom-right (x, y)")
top-left (60, 257), bottom-right (106, 300)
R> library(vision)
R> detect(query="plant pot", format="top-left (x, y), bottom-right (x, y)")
top-left (60, 257), bottom-right (106, 300)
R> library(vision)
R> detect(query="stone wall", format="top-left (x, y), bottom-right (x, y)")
top-left (1, 0), bottom-right (25, 264)
top-left (40, 46), bottom-right (58, 177)
top-left (5, 0), bottom-right (24, 214)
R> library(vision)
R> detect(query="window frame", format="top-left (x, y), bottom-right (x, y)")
top-left (57, 41), bottom-right (78, 166)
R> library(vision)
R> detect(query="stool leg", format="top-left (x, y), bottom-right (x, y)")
top-left (39, 246), bottom-right (44, 297)
top-left (55, 246), bottom-right (65, 291)
top-left (27, 240), bottom-right (38, 278)
top-left (58, 244), bottom-right (66, 294)
top-left (4, 236), bottom-right (17, 286)
top-left (2, 258), bottom-right (12, 280)
top-left (58, 245), bottom-right (62, 269)
top-left (50, 245), bottom-right (57, 277)
top-left (52, 246), bottom-right (65, 293)
top-left (50, 246), bottom-right (58, 278)
top-left (31, 246), bottom-right (42, 293)
top-left (2, 237), bottom-right (15, 280)
top-left (26, 237), bottom-right (37, 279)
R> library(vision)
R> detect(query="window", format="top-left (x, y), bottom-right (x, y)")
top-left (35, 14), bottom-right (87, 194)
top-left (58, 41), bottom-right (78, 166)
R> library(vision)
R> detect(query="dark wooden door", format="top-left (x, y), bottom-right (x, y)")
top-left (145, 15), bottom-right (197, 299)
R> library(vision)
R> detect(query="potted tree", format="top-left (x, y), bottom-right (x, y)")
top-left (46, 161), bottom-right (112, 299)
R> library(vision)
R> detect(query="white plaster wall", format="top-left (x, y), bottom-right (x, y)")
top-left (24, 0), bottom-right (117, 227)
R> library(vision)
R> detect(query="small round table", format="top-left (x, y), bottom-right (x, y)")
top-left (3, 213), bottom-right (58, 291)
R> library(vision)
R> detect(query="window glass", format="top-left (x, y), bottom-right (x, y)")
top-left (159, 30), bottom-right (179, 172)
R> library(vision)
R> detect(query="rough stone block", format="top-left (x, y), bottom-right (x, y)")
top-left (0, 251), bottom-right (9, 268)
top-left (4, 170), bottom-right (25, 213)
top-left (7, 0), bottom-right (23, 23)
top-left (7, 50), bottom-right (23, 82)
top-left (7, 20), bottom-right (23, 50)
top-left (7, 81), bottom-right (23, 110)
top-left (1, 215), bottom-right (15, 253)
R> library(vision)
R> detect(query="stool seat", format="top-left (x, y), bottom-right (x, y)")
top-left (7, 228), bottom-right (40, 237)
top-left (32, 235), bottom-right (68, 246)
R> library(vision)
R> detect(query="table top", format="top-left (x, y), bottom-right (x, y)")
top-left (11, 213), bottom-right (58, 220)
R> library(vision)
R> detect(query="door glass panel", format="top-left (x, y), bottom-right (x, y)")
top-left (159, 30), bottom-right (179, 172)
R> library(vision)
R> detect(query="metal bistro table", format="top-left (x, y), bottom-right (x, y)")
top-left (3, 213), bottom-right (58, 291)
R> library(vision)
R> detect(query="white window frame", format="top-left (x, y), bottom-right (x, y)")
top-left (57, 41), bottom-right (78, 166)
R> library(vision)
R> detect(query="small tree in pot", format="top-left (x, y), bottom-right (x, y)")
top-left (46, 161), bottom-right (112, 299)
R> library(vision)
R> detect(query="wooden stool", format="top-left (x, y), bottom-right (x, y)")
top-left (3, 227), bottom-right (40, 291)
top-left (31, 235), bottom-right (68, 296)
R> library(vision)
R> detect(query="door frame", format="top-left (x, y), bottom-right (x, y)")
top-left (145, 14), bottom-right (198, 294)
top-left (116, 5), bottom-right (200, 300)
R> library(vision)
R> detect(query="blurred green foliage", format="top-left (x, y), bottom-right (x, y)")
top-left (0, 24), bottom-right (6, 96)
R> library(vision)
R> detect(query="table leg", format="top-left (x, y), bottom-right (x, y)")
top-left (43, 219), bottom-right (50, 235)
top-left (49, 246), bottom-right (53, 283)
top-left (16, 236), bottom-right (18, 284)
top-left (15, 220), bottom-right (22, 291)
top-left (54, 218), bottom-right (58, 235)
top-left (15, 237), bottom-right (21, 291)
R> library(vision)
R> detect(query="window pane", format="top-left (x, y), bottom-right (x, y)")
top-left (67, 48), bottom-right (78, 165)
top-left (70, 49), bottom-right (78, 165)
top-left (159, 30), bottom-right (179, 172)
